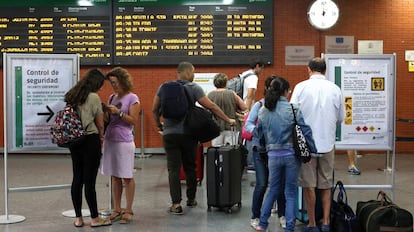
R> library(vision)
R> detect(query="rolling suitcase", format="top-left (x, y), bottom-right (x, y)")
top-left (206, 130), bottom-right (242, 213)
top-left (180, 143), bottom-right (204, 185)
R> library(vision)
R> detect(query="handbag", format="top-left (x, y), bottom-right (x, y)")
top-left (183, 85), bottom-right (220, 143)
top-left (331, 180), bottom-right (362, 232)
top-left (241, 101), bottom-right (262, 141)
top-left (241, 112), bottom-right (254, 141)
top-left (356, 191), bottom-right (413, 232)
top-left (185, 106), bottom-right (220, 143)
top-left (290, 104), bottom-right (311, 163)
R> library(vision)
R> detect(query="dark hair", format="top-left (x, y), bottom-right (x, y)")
top-left (213, 73), bottom-right (228, 88)
top-left (263, 75), bottom-right (277, 95)
top-left (308, 57), bottom-right (326, 74)
top-left (106, 67), bottom-right (134, 92)
top-left (64, 68), bottom-right (105, 105)
top-left (264, 76), bottom-right (290, 111)
top-left (248, 58), bottom-right (265, 69)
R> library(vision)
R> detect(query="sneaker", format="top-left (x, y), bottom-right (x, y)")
top-left (303, 226), bottom-right (321, 232)
top-left (167, 205), bottom-right (183, 215)
top-left (348, 166), bottom-right (361, 175)
top-left (279, 216), bottom-right (286, 228)
top-left (320, 224), bottom-right (330, 232)
top-left (186, 199), bottom-right (197, 208)
top-left (247, 166), bottom-right (256, 173)
top-left (250, 218), bottom-right (259, 229)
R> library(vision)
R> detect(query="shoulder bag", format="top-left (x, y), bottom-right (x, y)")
top-left (290, 104), bottom-right (311, 163)
top-left (330, 180), bottom-right (362, 232)
top-left (184, 87), bottom-right (220, 143)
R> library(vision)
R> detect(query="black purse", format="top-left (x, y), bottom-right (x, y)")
top-left (331, 180), bottom-right (362, 232)
top-left (185, 106), bottom-right (220, 143)
top-left (290, 104), bottom-right (311, 163)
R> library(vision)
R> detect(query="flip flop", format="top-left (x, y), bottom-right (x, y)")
top-left (91, 218), bottom-right (111, 227)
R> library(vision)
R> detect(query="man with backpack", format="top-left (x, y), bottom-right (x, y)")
top-left (240, 58), bottom-right (266, 172)
top-left (152, 61), bottom-right (237, 215)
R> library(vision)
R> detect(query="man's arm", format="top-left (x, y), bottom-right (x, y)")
top-left (151, 95), bottom-right (163, 131)
top-left (198, 96), bottom-right (236, 125)
top-left (245, 88), bottom-right (256, 111)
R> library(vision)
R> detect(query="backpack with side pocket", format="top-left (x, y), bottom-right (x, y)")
top-left (226, 73), bottom-right (254, 99)
top-left (50, 104), bottom-right (87, 148)
top-left (159, 80), bottom-right (189, 121)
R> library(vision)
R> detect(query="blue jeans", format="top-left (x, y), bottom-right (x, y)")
top-left (246, 140), bottom-right (254, 168)
top-left (251, 151), bottom-right (268, 219)
top-left (258, 155), bottom-right (300, 232)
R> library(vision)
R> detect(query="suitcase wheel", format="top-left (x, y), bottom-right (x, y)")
top-left (226, 208), bottom-right (232, 214)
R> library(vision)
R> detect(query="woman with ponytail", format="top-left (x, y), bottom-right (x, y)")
top-left (253, 77), bottom-right (317, 232)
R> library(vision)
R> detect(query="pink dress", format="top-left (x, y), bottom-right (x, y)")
top-left (101, 93), bottom-right (139, 178)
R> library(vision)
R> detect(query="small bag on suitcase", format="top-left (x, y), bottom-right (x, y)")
top-left (356, 191), bottom-right (413, 232)
top-left (206, 129), bottom-right (242, 213)
top-left (180, 143), bottom-right (204, 185)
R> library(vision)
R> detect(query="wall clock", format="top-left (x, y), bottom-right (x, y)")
top-left (307, 0), bottom-right (339, 30)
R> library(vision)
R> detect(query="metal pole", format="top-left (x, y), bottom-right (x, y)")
top-left (0, 64), bottom-right (25, 223)
top-left (384, 150), bottom-right (392, 173)
top-left (136, 109), bottom-right (152, 158)
top-left (99, 176), bottom-right (112, 217)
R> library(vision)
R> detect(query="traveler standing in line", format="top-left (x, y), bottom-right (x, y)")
top-left (101, 67), bottom-right (140, 224)
top-left (152, 61), bottom-right (237, 215)
top-left (290, 57), bottom-right (345, 232)
top-left (246, 75), bottom-right (287, 229)
top-left (65, 68), bottom-right (111, 228)
top-left (254, 77), bottom-right (317, 232)
top-left (241, 58), bottom-right (266, 172)
top-left (208, 73), bottom-right (247, 146)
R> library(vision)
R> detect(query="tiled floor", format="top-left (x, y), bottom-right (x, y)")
top-left (0, 151), bottom-right (413, 232)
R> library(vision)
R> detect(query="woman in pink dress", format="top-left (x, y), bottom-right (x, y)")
top-left (101, 67), bottom-right (140, 224)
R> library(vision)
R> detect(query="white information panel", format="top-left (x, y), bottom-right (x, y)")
top-left (4, 53), bottom-right (79, 152)
top-left (324, 54), bottom-right (396, 151)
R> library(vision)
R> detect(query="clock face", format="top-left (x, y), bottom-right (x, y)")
top-left (308, 0), bottom-right (339, 30)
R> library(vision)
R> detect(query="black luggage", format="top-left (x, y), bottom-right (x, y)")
top-left (206, 144), bottom-right (243, 213)
top-left (330, 180), bottom-right (362, 232)
top-left (356, 191), bottom-right (413, 232)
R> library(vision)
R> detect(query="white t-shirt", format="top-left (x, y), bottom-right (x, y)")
top-left (290, 74), bottom-right (345, 153)
top-left (241, 69), bottom-right (258, 102)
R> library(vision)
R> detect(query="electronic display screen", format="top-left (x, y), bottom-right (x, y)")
top-left (0, 0), bottom-right (273, 66)
top-left (0, 0), bottom-right (112, 66)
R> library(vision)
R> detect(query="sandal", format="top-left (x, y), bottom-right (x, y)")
top-left (91, 217), bottom-right (111, 227)
top-left (119, 211), bottom-right (134, 224)
top-left (110, 210), bottom-right (122, 222)
top-left (73, 217), bottom-right (84, 227)
top-left (73, 221), bottom-right (84, 228)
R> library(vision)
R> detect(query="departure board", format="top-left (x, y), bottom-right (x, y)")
top-left (113, 0), bottom-right (273, 65)
top-left (0, 0), bottom-right (112, 66)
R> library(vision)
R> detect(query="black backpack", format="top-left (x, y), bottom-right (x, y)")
top-left (159, 80), bottom-right (189, 121)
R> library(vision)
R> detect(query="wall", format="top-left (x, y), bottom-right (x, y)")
top-left (1, 0), bottom-right (413, 153)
